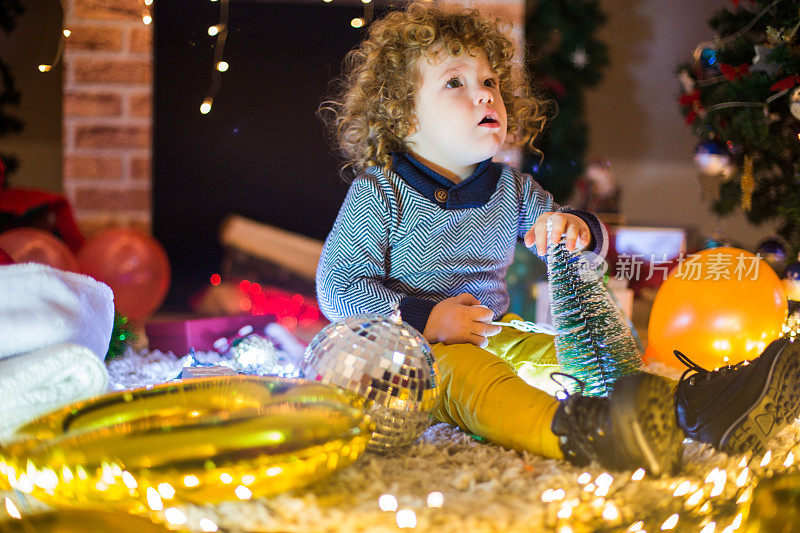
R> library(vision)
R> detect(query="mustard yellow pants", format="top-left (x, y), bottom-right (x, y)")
top-left (432, 313), bottom-right (564, 459)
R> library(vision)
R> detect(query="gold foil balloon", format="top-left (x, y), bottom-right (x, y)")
top-left (0, 376), bottom-right (371, 512)
top-left (302, 311), bottom-right (439, 453)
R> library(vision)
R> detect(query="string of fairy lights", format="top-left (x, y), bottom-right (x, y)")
top-left (199, 0), bottom-right (376, 115)
top-left (4, 428), bottom-right (800, 531)
top-left (38, 0), bottom-right (376, 114)
top-left (37, 0), bottom-right (152, 72)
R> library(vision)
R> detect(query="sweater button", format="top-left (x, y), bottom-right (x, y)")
top-left (435, 189), bottom-right (448, 202)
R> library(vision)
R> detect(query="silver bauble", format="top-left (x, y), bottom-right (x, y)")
top-left (302, 312), bottom-right (439, 453)
top-left (230, 333), bottom-right (300, 377)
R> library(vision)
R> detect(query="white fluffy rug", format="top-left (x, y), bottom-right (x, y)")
top-left (96, 348), bottom-right (800, 533)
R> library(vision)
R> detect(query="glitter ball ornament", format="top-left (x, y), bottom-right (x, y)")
top-left (302, 312), bottom-right (439, 453)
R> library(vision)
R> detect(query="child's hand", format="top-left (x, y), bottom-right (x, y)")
top-left (523, 212), bottom-right (591, 256)
top-left (423, 293), bottom-right (502, 348)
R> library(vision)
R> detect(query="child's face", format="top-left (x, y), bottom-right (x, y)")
top-left (405, 48), bottom-right (507, 178)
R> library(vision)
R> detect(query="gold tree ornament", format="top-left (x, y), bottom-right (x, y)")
top-left (741, 155), bottom-right (755, 211)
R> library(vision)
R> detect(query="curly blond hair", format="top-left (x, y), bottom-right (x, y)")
top-left (320, 1), bottom-right (550, 181)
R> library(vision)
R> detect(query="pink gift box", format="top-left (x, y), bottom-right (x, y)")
top-left (145, 314), bottom-right (275, 355)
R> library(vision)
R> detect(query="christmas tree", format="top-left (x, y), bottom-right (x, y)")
top-left (522, 0), bottom-right (609, 202)
top-left (677, 1), bottom-right (800, 258)
top-left (0, 0), bottom-right (24, 176)
top-left (546, 223), bottom-right (642, 397)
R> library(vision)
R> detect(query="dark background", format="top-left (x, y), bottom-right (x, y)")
top-left (154, 1), bottom-right (385, 309)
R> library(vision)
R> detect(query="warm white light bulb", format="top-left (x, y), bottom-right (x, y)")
top-left (396, 509), bottom-right (417, 528)
top-left (164, 507), bottom-right (188, 525)
top-left (142, 14), bottom-right (152, 25)
top-left (760, 450), bottom-right (772, 467)
top-left (200, 99), bottom-right (213, 114)
top-left (157, 482), bottom-right (176, 499)
top-left (426, 491), bottom-right (444, 508)
top-left (146, 487), bottom-right (163, 511)
top-left (234, 485), bottom-right (252, 500)
top-left (351, 17), bottom-right (364, 28)
top-left (378, 494), bottom-right (398, 512)
top-left (63, 29), bottom-right (71, 37)
top-left (144, 0), bottom-right (153, 5)
top-left (216, 61), bottom-right (229, 72)
top-left (38, 65), bottom-right (51, 72)
top-left (208, 25), bottom-right (221, 36)
top-left (199, 518), bottom-right (219, 532)
top-left (661, 513), bottom-right (679, 530)
top-left (4, 497), bottom-right (21, 519)
top-left (699, 523), bottom-right (716, 533)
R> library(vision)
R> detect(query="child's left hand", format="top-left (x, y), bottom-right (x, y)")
top-left (524, 212), bottom-right (591, 256)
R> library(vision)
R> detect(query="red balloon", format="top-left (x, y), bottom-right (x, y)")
top-left (0, 247), bottom-right (14, 265)
top-left (78, 228), bottom-right (171, 322)
top-left (0, 228), bottom-right (79, 271)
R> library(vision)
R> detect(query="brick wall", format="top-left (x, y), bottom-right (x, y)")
top-left (60, 0), bottom-right (521, 236)
top-left (62, 0), bottom-right (152, 237)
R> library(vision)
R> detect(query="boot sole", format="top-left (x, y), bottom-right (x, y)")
top-left (611, 373), bottom-right (683, 477)
top-left (720, 340), bottom-right (800, 455)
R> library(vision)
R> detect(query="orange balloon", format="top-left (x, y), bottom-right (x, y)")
top-left (0, 228), bottom-right (79, 271)
top-left (78, 228), bottom-right (170, 322)
top-left (648, 247), bottom-right (787, 370)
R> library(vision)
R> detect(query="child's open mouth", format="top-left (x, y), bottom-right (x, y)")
top-left (478, 115), bottom-right (499, 126)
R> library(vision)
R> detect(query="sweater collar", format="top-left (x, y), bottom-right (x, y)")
top-left (390, 152), bottom-right (502, 209)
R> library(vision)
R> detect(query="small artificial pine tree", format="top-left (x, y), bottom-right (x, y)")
top-left (546, 221), bottom-right (642, 396)
top-left (677, 0), bottom-right (800, 258)
top-left (522, 0), bottom-right (609, 203)
top-left (0, 0), bottom-right (24, 176)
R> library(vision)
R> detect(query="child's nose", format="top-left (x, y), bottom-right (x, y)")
top-left (474, 88), bottom-right (494, 105)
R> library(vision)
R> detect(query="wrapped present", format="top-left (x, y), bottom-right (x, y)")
top-left (145, 314), bottom-right (275, 356)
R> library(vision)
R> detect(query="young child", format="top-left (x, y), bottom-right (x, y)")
top-left (317, 1), bottom-right (800, 474)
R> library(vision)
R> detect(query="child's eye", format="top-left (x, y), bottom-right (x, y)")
top-left (484, 78), bottom-right (498, 88)
top-left (445, 78), bottom-right (462, 88)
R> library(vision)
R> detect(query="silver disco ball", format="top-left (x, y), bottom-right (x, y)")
top-left (302, 312), bottom-right (439, 453)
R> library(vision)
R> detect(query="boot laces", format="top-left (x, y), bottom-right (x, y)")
top-left (550, 372), bottom-right (586, 399)
top-left (674, 350), bottom-right (749, 384)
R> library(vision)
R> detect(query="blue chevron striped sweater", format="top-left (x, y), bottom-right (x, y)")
top-left (316, 154), bottom-right (607, 335)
